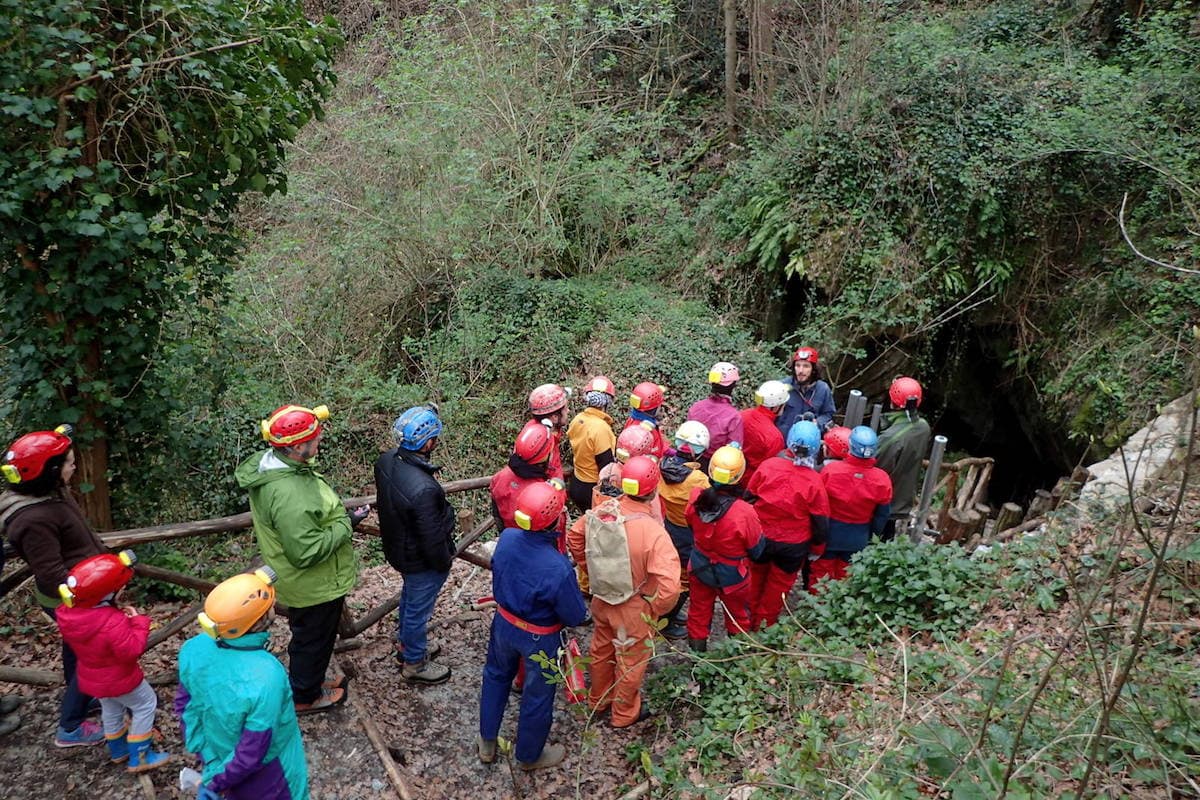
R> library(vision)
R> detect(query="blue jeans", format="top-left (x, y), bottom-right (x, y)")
top-left (396, 570), bottom-right (449, 663)
top-left (44, 605), bottom-right (93, 732)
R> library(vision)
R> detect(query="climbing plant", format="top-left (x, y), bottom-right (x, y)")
top-left (0, 0), bottom-right (340, 525)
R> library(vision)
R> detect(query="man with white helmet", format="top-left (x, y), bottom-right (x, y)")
top-left (739, 380), bottom-right (788, 484)
top-left (686, 362), bottom-right (744, 467)
top-left (235, 404), bottom-right (367, 713)
top-left (375, 404), bottom-right (458, 685)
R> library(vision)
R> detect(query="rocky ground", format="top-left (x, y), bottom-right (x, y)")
top-left (0, 559), bottom-right (695, 800)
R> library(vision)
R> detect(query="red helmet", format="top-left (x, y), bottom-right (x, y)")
top-left (261, 404), bottom-right (329, 447)
top-left (793, 346), bottom-right (819, 365)
top-left (616, 422), bottom-right (656, 461)
top-left (823, 426), bottom-right (852, 459)
top-left (2, 425), bottom-right (73, 484)
top-left (584, 375), bottom-right (615, 396)
top-left (528, 384), bottom-right (568, 416)
top-left (629, 382), bottom-right (664, 412)
top-left (621, 456), bottom-right (660, 497)
top-left (513, 420), bottom-right (554, 464)
top-left (889, 377), bottom-right (923, 409)
top-left (514, 479), bottom-right (566, 531)
top-left (59, 551), bottom-right (136, 608)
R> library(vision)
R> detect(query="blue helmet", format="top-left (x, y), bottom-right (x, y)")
top-left (393, 405), bottom-right (442, 451)
top-left (848, 425), bottom-right (878, 459)
top-left (786, 420), bottom-right (822, 458)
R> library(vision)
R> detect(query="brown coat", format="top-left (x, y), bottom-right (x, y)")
top-left (3, 490), bottom-right (106, 601)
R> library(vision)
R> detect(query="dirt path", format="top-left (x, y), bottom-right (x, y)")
top-left (0, 561), bottom-right (674, 799)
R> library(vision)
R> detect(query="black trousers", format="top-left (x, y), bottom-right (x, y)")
top-left (567, 475), bottom-right (596, 513)
top-left (285, 595), bottom-right (345, 704)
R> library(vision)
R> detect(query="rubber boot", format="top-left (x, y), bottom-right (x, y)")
top-left (478, 737), bottom-right (497, 764)
top-left (688, 637), bottom-right (707, 653)
top-left (126, 734), bottom-right (170, 773)
top-left (105, 725), bottom-right (129, 764)
top-left (661, 592), bottom-right (689, 639)
top-left (517, 743), bottom-right (565, 771)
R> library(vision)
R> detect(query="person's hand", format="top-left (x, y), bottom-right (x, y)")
top-left (349, 505), bottom-right (371, 529)
top-left (121, 605), bottom-right (140, 618)
top-left (800, 412), bottom-right (816, 422)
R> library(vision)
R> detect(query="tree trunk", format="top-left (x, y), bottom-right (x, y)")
top-left (724, 0), bottom-right (738, 140)
top-left (748, 0), bottom-right (774, 109)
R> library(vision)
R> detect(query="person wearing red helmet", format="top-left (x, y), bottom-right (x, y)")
top-left (656, 421), bottom-right (712, 639)
top-left (0, 424), bottom-right (106, 747)
top-left (528, 384), bottom-right (571, 479)
top-left (56, 551), bottom-right (171, 772)
top-left (591, 423), bottom-right (664, 524)
top-left (739, 380), bottom-right (788, 484)
top-left (822, 425), bottom-right (852, 466)
top-left (622, 381), bottom-right (668, 460)
top-left (235, 404), bottom-right (367, 712)
top-left (686, 362), bottom-right (745, 466)
top-left (776, 346), bottom-right (837, 435)
top-left (567, 456), bottom-right (680, 728)
top-left (566, 376), bottom-right (617, 512)
top-left (478, 481), bottom-right (588, 771)
top-left (684, 446), bottom-right (766, 651)
top-left (815, 427), bottom-right (893, 591)
top-left (490, 421), bottom-right (558, 531)
top-left (875, 377), bottom-right (932, 541)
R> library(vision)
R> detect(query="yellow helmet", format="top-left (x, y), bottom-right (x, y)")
top-left (708, 445), bottom-right (746, 486)
top-left (197, 567), bottom-right (277, 640)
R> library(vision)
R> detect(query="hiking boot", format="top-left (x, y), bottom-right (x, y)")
top-left (662, 619), bottom-right (688, 639)
top-left (478, 737), bottom-right (497, 764)
top-left (614, 704), bottom-right (654, 729)
top-left (0, 712), bottom-right (20, 737)
top-left (394, 640), bottom-right (442, 663)
top-left (401, 659), bottom-right (450, 685)
top-left (322, 674), bottom-right (349, 691)
top-left (294, 685), bottom-right (346, 715)
top-left (0, 696), bottom-right (23, 715)
top-left (55, 720), bottom-right (104, 748)
top-left (517, 743), bottom-right (565, 771)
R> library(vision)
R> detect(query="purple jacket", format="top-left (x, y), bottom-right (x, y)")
top-left (687, 395), bottom-right (744, 459)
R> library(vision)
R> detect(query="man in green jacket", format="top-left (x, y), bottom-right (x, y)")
top-left (234, 404), bottom-right (368, 714)
top-left (875, 378), bottom-right (932, 541)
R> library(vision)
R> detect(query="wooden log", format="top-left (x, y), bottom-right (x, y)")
top-left (338, 657), bottom-right (416, 800)
top-left (137, 773), bottom-right (155, 800)
top-left (0, 564), bottom-right (33, 598)
top-left (996, 516), bottom-right (1046, 542)
top-left (454, 517), bottom-right (495, 557)
top-left (955, 465), bottom-right (979, 511)
top-left (0, 665), bottom-right (59, 686)
top-left (133, 563), bottom-right (214, 594)
top-left (937, 471), bottom-right (960, 529)
top-left (973, 502), bottom-right (994, 519)
top-left (968, 462), bottom-right (994, 507)
top-left (146, 602), bottom-right (203, 650)
top-left (348, 592), bottom-right (401, 638)
top-left (338, 602), bottom-right (358, 640)
top-left (937, 508), bottom-right (979, 545)
top-left (1026, 490), bottom-right (1053, 521)
top-left (994, 502), bottom-right (1023, 535)
top-left (458, 547), bottom-right (491, 570)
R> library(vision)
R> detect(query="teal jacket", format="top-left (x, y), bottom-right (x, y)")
top-left (176, 632), bottom-right (308, 799)
top-left (234, 449), bottom-right (356, 608)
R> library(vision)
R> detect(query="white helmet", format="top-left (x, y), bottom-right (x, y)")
top-left (673, 420), bottom-right (711, 457)
top-left (754, 380), bottom-right (790, 409)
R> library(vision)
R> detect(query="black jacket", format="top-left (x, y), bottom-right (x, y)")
top-left (374, 448), bottom-right (456, 573)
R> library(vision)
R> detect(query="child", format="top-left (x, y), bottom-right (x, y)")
top-left (56, 550), bottom-right (170, 772)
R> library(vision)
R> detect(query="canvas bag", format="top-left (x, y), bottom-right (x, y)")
top-left (583, 497), bottom-right (646, 605)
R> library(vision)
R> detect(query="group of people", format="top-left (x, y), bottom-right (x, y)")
top-left (0, 344), bottom-right (934, 794)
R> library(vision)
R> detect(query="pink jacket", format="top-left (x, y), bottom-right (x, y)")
top-left (686, 395), bottom-right (744, 459)
top-left (56, 603), bottom-right (150, 697)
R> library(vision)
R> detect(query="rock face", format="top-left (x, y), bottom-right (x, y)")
top-left (1078, 392), bottom-right (1196, 513)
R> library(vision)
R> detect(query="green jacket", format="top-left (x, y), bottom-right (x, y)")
top-left (234, 449), bottom-right (356, 608)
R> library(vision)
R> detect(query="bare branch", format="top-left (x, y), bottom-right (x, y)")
top-left (1118, 193), bottom-right (1200, 276)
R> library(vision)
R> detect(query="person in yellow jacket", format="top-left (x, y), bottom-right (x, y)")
top-left (656, 421), bottom-right (711, 639)
top-left (567, 456), bottom-right (680, 728)
top-left (566, 376), bottom-right (617, 512)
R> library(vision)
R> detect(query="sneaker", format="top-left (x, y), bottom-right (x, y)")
top-left (55, 720), bottom-right (105, 748)
top-left (294, 685), bottom-right (346, 715)
top-left (517, 743), bottom-right (565, 771)
top-left (478, 737), bottom-right (497, 764)
top-left (322, 674), bottom-right (349, 691)
top-left (401, 659), bottom-right (450, 685)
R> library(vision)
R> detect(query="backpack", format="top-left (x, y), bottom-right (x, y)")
top-left (583, 498), bottom-right (646, 605)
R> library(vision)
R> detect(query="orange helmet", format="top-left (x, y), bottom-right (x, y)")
top-left (513, 420), bottom-right (554, 464)
top-left (528, 384), bottom-right (568, 416)
top-left (198, 567), bottom-right (278, 640)
top-left (708, 445), bottom-right (746, 485)
top-left (583, 375), bottom-right (615, 396)
top-left (2, 425), bottom-right (73, 484)
top-left (823, 426), bottom-right (852, 459)
top-left (629, 382), bottom-right (664, 412)
top-left (58, 551), bottom-right (136, 608)
top-left (261, 404), bottom-right (329, 447)
top-left (889, 377), bottom-right (923, 409)
top-left (621, 456), bottom-right (660, 497)
top-left (513, 479), bottom-right (566, 531)
top-left (616, 422), bottom-right (656, 462)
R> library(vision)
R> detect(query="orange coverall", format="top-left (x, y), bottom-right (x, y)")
top-left (567, 494), bottom-right (680, 727)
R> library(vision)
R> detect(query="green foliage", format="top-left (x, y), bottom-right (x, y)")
top-left (0, 1), bottom-right (340, 505)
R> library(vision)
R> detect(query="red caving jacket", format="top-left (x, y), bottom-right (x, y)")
top-left (685, 487), bottom-right (765, 587)
top-left (56, 603), bottom-right (150, 697)
top-left (746, 456), bottom-right (830, 545)
top-left (739, 406), bottom-right (785, 484)
top-left (820, 455), bottom-right (893, 554)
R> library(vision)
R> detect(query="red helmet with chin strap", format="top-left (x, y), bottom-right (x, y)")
top-left (584, 375), bottom-right (615, 396)
top-left (513, 420), bottom-right (554, 464)
top-left (528, 384), bottom-right (569, 416)
top-left (262, 404), bottom-right (329, 447)
top-left (621, 456), bottom-right (660, 497)
top-left (823, 426), bottom-right (852, 459)
top-left (889, 377), bottom-right (923, 409)
top-left (616, 423), bottom-right (656, 462)
top-left (793, 346), bottom-right (819, 365)
top-left (629, 382), bottom-right (664, 412)
top-left (514, 479), bottom-right (566, 531)
top-left (2, 425), bottom-right (74, 485)
top-left (58, 550), bottom-right (137, 608)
